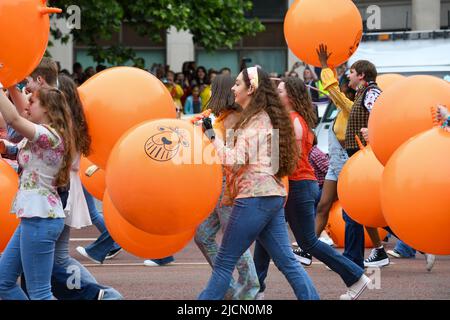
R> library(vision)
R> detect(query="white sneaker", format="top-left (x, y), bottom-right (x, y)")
top-left (340, 275), bottom-right (371, 300)
top-left (76, 246), bottom-right (102, 264)
top-left (318, 236), bottom-right (335, 247)
top-left (255, 292), bottom-right (265, 300)
top-left (291, 241), bottom-right (299, 248)
top-left (97, 289), bottom-right (105, 300)
top-left (424, 254), bottom-right (435, 272)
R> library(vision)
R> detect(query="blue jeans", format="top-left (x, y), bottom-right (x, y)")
top-left (198, 196), bottom-right (319, 300)
top-left (342, 148), bottom-right (366, 269)
top-left (394, 240), bottom-right (416, 258)
top-left (83, 187), bottom-right (120, 263)
top-left (342, 211), bottom-right (365, 269)
top-left (256, 180), bottom-right (363, 289)
top-left (195, 178), bottom-right (259, 300)
top-left (0, 217), bottom-right (64, 300)
top-left (52, 225), bottom-right (123, 300)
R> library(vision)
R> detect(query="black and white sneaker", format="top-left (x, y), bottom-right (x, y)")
top-left (293, 248), bottom-right (312, 267)
top-left (105, 247), bottom-right (123, 260)
top-left (364, 247), bottom-right (390, 268)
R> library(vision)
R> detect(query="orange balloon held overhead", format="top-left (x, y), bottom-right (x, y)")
top-left (79, 157), bottom-right (106, 201)
top-left (284, 0), bottom-right (363, 68)
top-left (369, 75), bottom-right (450, 165)
top-left (326, 201), bottom-right (388, 248)
top-left (106, 118), bottom-right (223, 235)
top-left (103, 192), bottom-right (195, 259)
top-left (78, 67), bottom-right (176, 169)
top-left (0, 160), bottom-right (19, 252)
top-left (376, 74), bottom-right (406, 91)
top-left (381, 125), bottom-right (450, 255)
top-left (337, 136), bottom-right (387, 228)
top-left (0, 0), bottom-right (61, 87)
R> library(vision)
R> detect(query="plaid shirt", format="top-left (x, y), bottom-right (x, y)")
top-left (308, 145), bottom-right (329, 187)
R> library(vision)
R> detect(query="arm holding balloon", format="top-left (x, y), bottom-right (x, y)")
top-left (361, 128), bottom-right (369, 143)
top-left (316, 44), bottom-right (353, 115)
top-left (7, 86), bottom-right (30, 117)
top-left (436, 105), bottom-right (449, 131)
top-left (0, 83), bottom-right (36, 141)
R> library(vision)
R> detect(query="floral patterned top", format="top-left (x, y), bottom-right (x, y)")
top-left (213, 111), bottom-right (286, 201)
top-left (11, 124), bottom-right (66, 219)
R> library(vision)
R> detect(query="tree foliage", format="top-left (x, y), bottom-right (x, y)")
top-left (49, 0), bottom-right (264, 67)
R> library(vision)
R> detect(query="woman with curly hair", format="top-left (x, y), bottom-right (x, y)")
top-left (198, 67), bottom-right (319, 300)
top-left (194, 75), bottom-right (260, 300)
top-left (255, 77), bottom-right (370, 300)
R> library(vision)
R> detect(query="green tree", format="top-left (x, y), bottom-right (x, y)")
top-left (49, 0), bottom-right (264, 67)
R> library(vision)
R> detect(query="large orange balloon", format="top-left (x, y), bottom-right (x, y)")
top-left (326, 201), bottom-right (388, 248)
top-left (106, 119), bottom-right (223, 235)
top-left (284, 0), bottom-right (363, 68)
top-left (376, 74), bottom-right (405, 91)
top-left (381, 127), bottom-right (450, 255)
top-left (369, 75), bottom-right (450, 165)
top-left (79, 157), bottom-right (105, 201)
top-left (337, 145), bottom-right (387, 227)
top-left (0, 0), bottom-right (61, 87)
top-left (103, 192), bottom-right (195, 259)
top-left (0, 159), bottom-right (19, 252)
top-left (78, 67), bottom-right (176, 169)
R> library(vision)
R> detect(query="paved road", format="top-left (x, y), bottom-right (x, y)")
top-left (71, 226), bottom-right (450, 300)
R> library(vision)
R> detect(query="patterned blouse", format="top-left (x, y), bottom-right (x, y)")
top-left (213, 111), bottom-right (286, 201)
top-left (11, 124), bottom-right (66, 219)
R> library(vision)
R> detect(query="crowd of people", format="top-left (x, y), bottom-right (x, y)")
top-left (0, 48), bottom-right (449, 300)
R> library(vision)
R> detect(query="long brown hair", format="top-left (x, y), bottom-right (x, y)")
top-left (206, 75), bottom-right (241, 116)
top-left (233, 68), bottom-right (299, 178)
top-left (282, 77), bottom-right (318, 130)
top-left (36, 88), bottom-right (75, 187)
top-left (58, 74), bottom-right (91, 156)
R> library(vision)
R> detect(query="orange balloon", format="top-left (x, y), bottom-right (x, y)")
top-left (337, 145), bottom-right (387, 227)
top-left (376, 74), bottom-right (405, 91)
top-left (0, 159), bottom-right (19, 252)
top-left (326, 201), bottom-right (388, 248)
top-left (106, 119), bottom-right (223, 235)
top-left (369, 75), bottom-right (450, 165)
top-left (79, 157), bottom-right (106, 201)
top-left (381, 127), bottom-right (450, 255)
top-left (0, 0), bottom-right (61, 87)
top-left (284, 0), bottom-right (363, 68)
top-left (78, 67), bottom-right (176, 169)
top-left (103, 192), bottom-right (195, 259)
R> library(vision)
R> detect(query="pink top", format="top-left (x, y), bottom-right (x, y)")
top-left (213, 111), bottom-right (286, 201)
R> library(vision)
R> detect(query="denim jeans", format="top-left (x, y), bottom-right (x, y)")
top-left (394, 240), bottom-right (416, 258)
top-left (325, 121), bottom-right (349, 182)
top-left (256, 180), bottom-right (364, 289)
top-left (195, 179), bottom-right (259, 300)
top-left (83, 187), bottom-right (120, 263)
top-left (198, 196), bottom-right (319, 300)
top-left (52, 225), bottom-right (123, 300)
top-left (342, 211), bottom-right (365, 269)
top-left (0, 217), bottom-right (64, 300)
